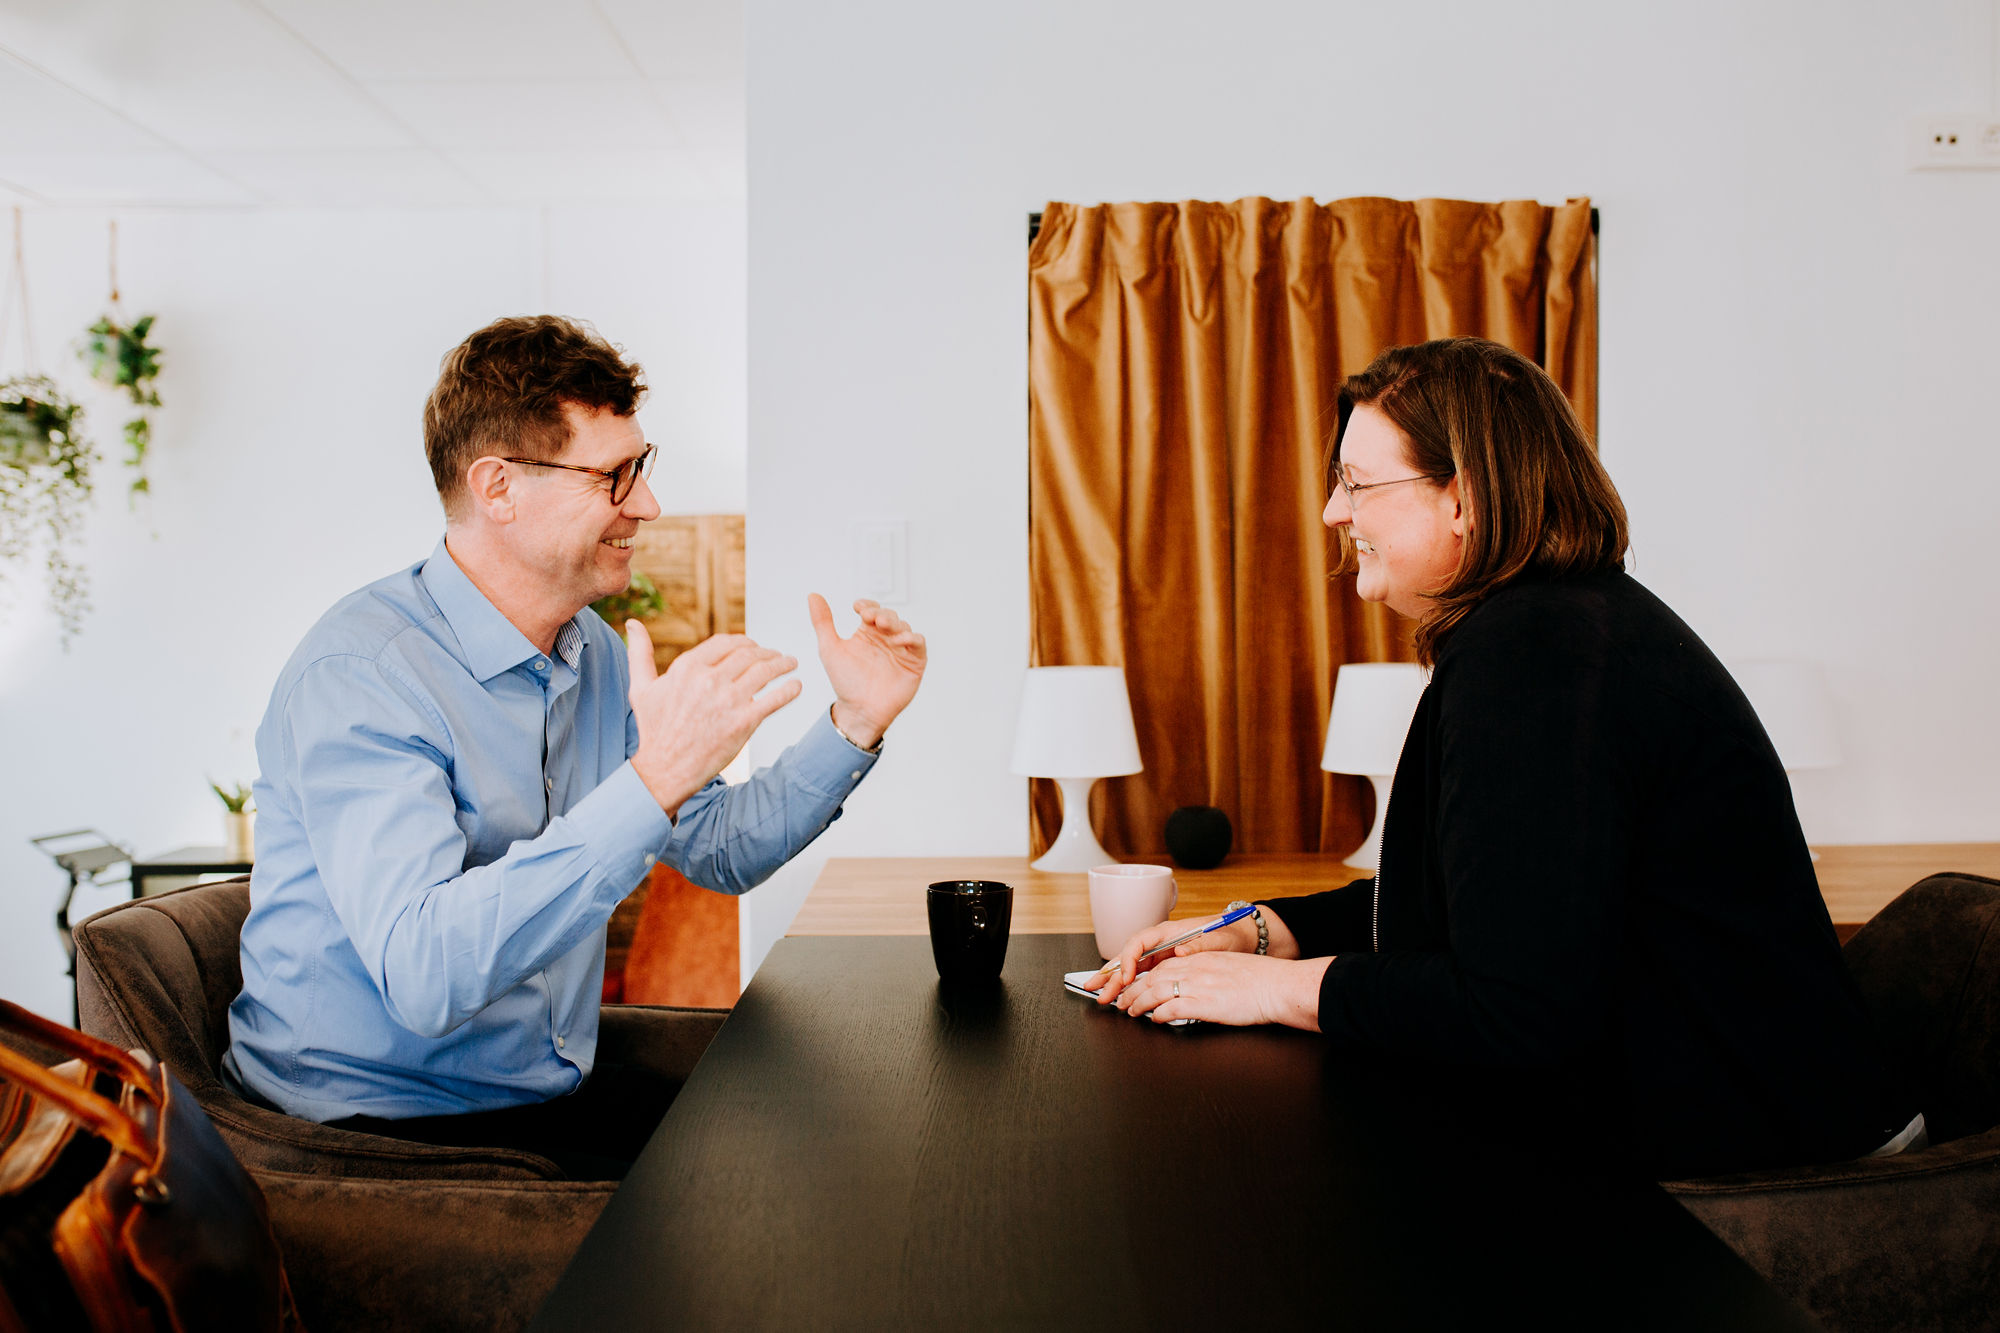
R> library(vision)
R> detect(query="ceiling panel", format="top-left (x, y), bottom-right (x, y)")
top-left (103, 76), bottom-right (415, 152)
top-left (0, 55), bottom-right (161, 153)
top-left (369, 79), bottom-right (675, 152)
top-left (257, 0), bottom-right (636, 82)
top-left (448, 147), bottom-right (722, 205)
top-left (204, 148), bottom-right (488, 206)
top-left (595, 0), bottom-right (743, 80)
top-left (6, 0), bottom-right (344, 79)
top-left (0, 0), bottom-right (746, 209)
top-left (0, 150), bottom-right (256, 205)
top-left (0, 0), bottom-right (410, 149)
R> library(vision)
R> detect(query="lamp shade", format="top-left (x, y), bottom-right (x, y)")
top-left (1009, 666), bottom-right (1143, 779)
top-left (1729, 659), bottom-right (1841, 771)
top-left (1321, 663), bottom-right (1428, 776)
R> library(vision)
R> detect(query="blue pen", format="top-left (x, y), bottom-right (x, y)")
top-left (1092, 902), bottom-right (1258, 977)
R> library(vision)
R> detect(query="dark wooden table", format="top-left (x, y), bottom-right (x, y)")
top-left (532, 934), bottom-right (1816, 1330)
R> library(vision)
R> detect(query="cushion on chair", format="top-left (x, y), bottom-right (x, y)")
top-left (253, 1170), bottom-right (612, 1333)
top-left (1666, 872), bottom-right (2000, 1332)
top-left (1841, 871), bottom-right (2000, 1144)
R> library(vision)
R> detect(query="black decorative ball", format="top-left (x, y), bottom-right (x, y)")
top-left (1164, 806), bottom-right (1233, 870)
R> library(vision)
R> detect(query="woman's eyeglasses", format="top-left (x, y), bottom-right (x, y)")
top-left (1331, 462), bottom-right (1453, 508)
top-left (502, 443), bottom-right (658, 504)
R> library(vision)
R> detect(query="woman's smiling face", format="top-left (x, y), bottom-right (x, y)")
top-left (1322, 403), bottom-right (1466, 619)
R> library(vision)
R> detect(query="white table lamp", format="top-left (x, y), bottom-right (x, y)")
top-left (1011, 666), bottom-right (1144, 873)
top-left (1321, 663), bottom-right (1428, 871)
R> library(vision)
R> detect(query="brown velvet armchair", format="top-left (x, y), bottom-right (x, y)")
top-left (71, 877), bottom-right (725, 1333)
top-left (1666, 873), bottom-right (2000, 1332)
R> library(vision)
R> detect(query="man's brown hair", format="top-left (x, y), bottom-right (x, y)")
top-left (424, 315), bottom-right (647, 517)
top-left (1330, 337), bottom-right (1628, 664)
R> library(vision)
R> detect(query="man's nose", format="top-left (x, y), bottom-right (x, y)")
top-left (624, 471), bottom-right (663, 522)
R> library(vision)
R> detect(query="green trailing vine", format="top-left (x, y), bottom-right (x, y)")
top-left (0, 375), bottom-right (95, 641)
top-left (78, 312), bottom-right (161, 496)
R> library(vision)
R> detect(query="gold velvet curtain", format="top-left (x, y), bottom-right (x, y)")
top-left (1027, 195), bottom-right (1597, 858)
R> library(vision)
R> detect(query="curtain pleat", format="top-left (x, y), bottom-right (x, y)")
top-left (1028, 195), bottom-right (1595, 858)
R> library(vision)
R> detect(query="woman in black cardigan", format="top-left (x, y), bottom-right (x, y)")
top-left (1091, 337), bottom-right (1916, 1177)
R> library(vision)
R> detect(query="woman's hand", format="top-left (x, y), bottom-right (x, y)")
top-left (1087, 914), bottom-right (1259, 1006)
top-left (1116, 952), bottom-right (1332, 1030)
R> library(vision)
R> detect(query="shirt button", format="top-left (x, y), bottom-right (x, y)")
top-left (850, 770), bottom-right (862, 781)
top-left (533, 659), bottom-right (547, 671)
top-left (545, 777), bottom-right (553, 790)
top-left (556, 1035), bottom-right (566, 1049)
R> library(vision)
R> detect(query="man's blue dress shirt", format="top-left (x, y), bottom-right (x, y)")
top-left (224, 538), bottom-right (875, 1122)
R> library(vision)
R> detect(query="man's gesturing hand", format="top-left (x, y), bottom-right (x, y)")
top-left (809, 594), bottom-right (927, 750)
top-left (625, 620), bottom-right (801, 817)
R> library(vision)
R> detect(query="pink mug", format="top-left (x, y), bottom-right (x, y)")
top-left (1087, 864), bottom-right (1178, 960)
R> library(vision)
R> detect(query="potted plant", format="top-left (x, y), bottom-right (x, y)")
top-left (77, 313), bottom-right (162, 496)
top-left (211, 780), bottom-right (255, 862)
top-left (0, 375), bottom-right (95, 640)
top-left (591, 570), bottom-right (666, 626)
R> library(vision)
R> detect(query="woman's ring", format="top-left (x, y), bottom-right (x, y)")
top-left (1172, 980), bottom-right (1181, 998)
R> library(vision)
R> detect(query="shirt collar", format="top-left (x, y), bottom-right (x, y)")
top-left (552, 618), bottom-right (584, 671)
top-left (420, 536), bottom-right (589, 684)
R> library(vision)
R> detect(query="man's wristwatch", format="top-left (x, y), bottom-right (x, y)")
top-left (1227, 900), bottom-right (1269, 955)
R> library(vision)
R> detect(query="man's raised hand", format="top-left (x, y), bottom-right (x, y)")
top-left (809, 594), bottom-right (927, 751)
top-left (625, 620), bottom-right (801, 816)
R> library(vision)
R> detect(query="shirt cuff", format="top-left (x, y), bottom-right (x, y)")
top-left (791, 708), bottom-right (884, 795)
top-left (562, 761), bottom-right (676, 891)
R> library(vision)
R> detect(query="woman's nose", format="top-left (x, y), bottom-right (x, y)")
top-left (1322, 489), bottom-right (1351, 529)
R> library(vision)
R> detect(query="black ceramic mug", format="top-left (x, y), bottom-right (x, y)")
top-left (926, 880), bottom-right (1014, 982)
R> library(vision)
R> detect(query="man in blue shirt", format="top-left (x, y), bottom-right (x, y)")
top-left (224, 316), bottom-right (926, 1176)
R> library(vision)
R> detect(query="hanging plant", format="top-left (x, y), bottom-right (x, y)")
top-left (0, 375), bottom-right (96, 641)
top-left (79, 313), bottom-right (161, 494)
top-left (77, 223), bottom-right (162, 497)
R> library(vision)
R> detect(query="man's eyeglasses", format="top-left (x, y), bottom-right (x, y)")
top-left (502, 443), bottom-right (657, 504)
top-left (1331, 462), bottom-right (1453, 508)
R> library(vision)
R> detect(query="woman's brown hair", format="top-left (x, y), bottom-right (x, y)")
top-left (1330, 337), bottom-right (1628, 664)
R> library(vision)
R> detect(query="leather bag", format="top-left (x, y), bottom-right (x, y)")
top-left (0, 998), bottom-right (293, 1332)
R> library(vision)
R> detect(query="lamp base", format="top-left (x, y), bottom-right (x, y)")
top-left (1030, 776), bottom-right (1116, 873)
top-left (1343, 773), bottom-right (1393, 871)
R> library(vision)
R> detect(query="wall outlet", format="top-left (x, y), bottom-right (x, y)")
top-left (1910, 115), bottom-right (2000, 170)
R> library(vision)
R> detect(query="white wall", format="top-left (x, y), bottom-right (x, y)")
top-left (0, 199), bottom-right (746, 1018)
top-left (740, 0), bottom-right (2000, 973)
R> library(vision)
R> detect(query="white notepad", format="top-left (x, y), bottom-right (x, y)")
top-left (1061, 970), bottom-right (1196, 1026)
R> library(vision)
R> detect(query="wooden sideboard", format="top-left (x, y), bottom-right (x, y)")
top-left (794, 845), bottom-right (2000, 943)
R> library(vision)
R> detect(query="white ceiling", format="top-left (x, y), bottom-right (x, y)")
top-left (0, 0), bottom-right (745, 208)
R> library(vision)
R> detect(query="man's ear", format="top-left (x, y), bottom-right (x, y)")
top-left (463, 456), bottom-right (514, 523)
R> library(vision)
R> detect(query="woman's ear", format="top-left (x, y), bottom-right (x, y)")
top-left (464, 456), bottom-right (514, 523)
top-left (1442, 475), bottom-right (1467, 540)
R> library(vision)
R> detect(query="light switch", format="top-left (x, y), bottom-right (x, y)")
top-left (850, 521), bottom-right (910, 604)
